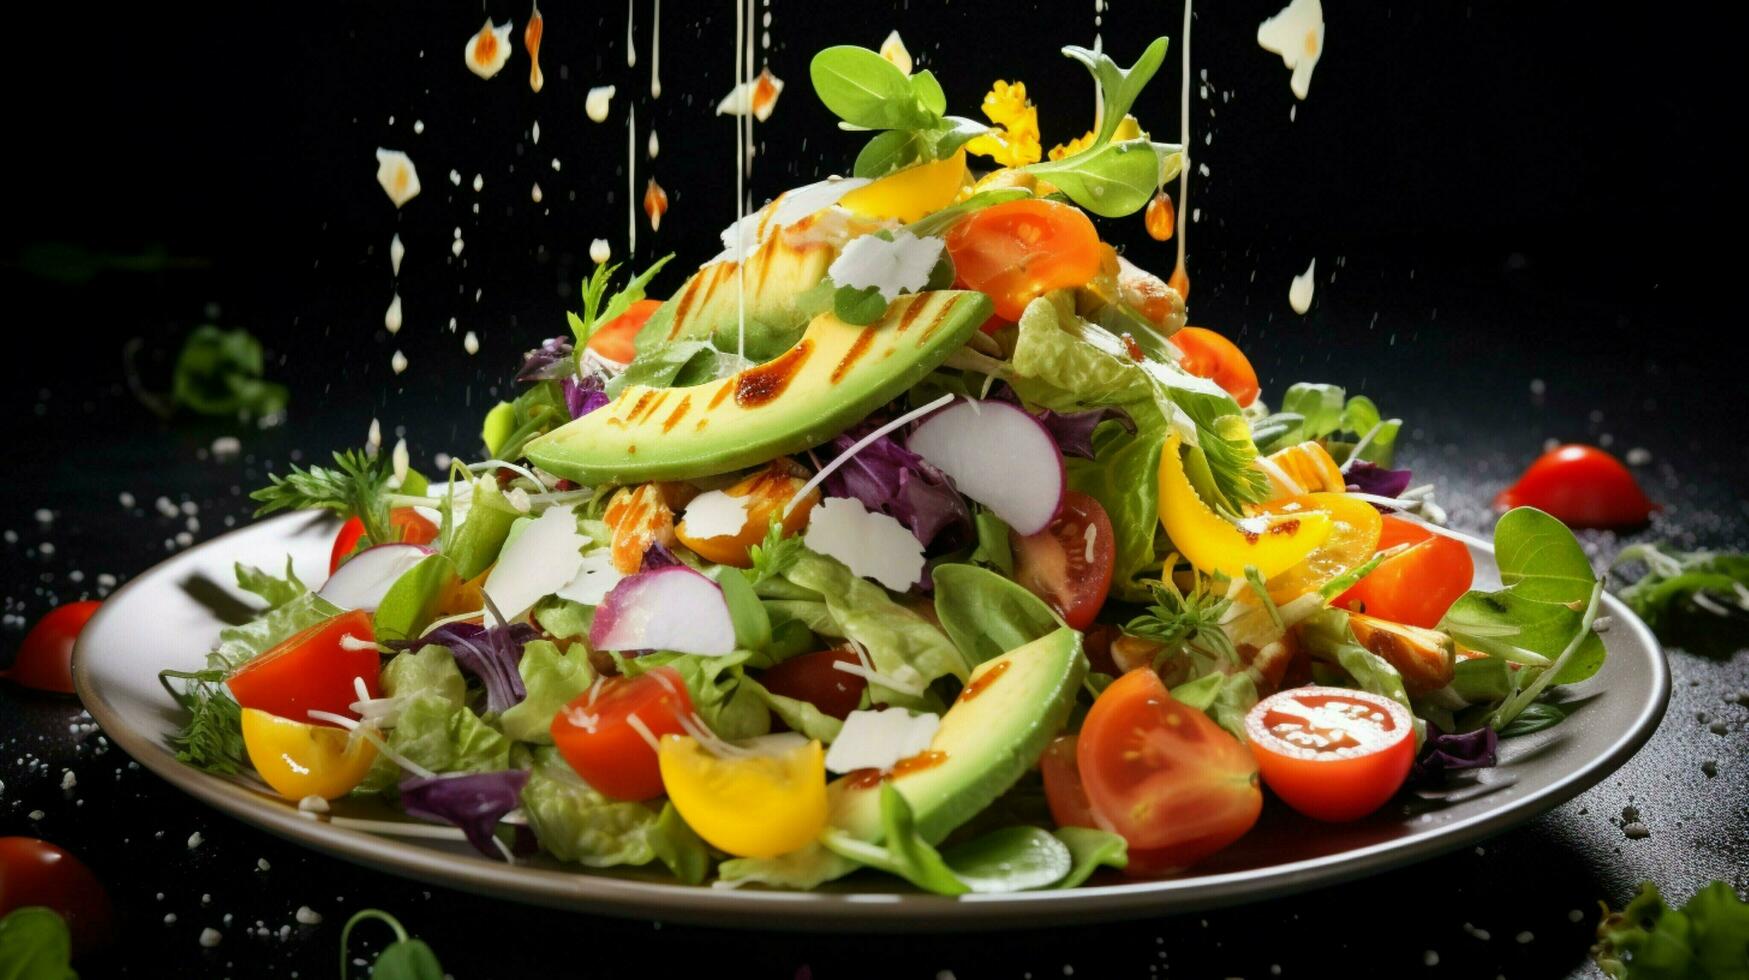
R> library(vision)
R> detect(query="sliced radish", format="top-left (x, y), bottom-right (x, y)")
top-left (589, 566), bottom-right (738, 656)
top-left (482, 505), bottom-right (589, 618)
top-left (905, 399), bottom-right (1066, 535)
top-left (802, 496), bottom-right (926, 592)
top-left (318, 543), bottom-right (432, 612)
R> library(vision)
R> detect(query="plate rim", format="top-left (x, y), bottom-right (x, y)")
top-left (73, 512), bottom-right (1671, 931)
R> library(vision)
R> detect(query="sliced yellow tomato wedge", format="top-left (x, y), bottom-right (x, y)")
top-left (657, 734), bottom-right (827, 858)
top-left (1264, 441), bottom-right (1347, 497)
top-left (1158, 431), bottom-right (1332, 579)
top-left (675, 462), bottom-right (819, 568)
top-left (240, 708), bottom-right (378, 801)
top-left (839, 150), bottom-right (967, 223)
top-left (1259, 492), bottom-right (1383, 602)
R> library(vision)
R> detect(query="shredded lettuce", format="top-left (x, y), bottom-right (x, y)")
top-left (497, 640), bottom-right (595, 744)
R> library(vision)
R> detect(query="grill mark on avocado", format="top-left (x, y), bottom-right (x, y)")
top-left (660, 395), bottom-right (693, 433)
top-left (707, 384), bottom-right (733, 410)
top-left (754, 234), bottom-right (780, 292)
top-left (623, 390), bottom-right (658, 424)
top-left (916, 295), bottom-right (962, 344)
top-left (638, 391), bottom-right (671, 426)
top-left (735, 339), bottom-right (812, 408)
top-left (830, 327), bottom-right (879, 384)
top-left (895, 295), bottom-right (929, 333)
top-left (666, 271), bottom-right (710, 340)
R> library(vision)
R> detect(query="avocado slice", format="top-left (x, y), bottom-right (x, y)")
top-left (719, 627), bottom-right (1086, 888)
top-left (527, 289), bottom-right (992, 485)
top-left (635, 232), bottom-right (837, 363)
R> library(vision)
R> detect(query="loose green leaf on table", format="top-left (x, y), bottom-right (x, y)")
top-left (1592, 880), bottom-right (1749, 980)
top-left (169, 325), bottom-right (289, 421)
top-left (0, 906), bottom-right (78, 980)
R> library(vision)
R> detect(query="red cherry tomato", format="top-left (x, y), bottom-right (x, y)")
top-left (1011, 490), bottom-right (1116, 630)
top-left (0, 837), bottom-right (112, 955)
top-left (1075, 669), bottom-right (1262, 869)
top-left (586, 298), bottom-right (663, 364)
top-left (1244, 686), bottom-right (1416, 822)
top-left (550, 668), bottom-right (694, 801)
top-left (1168, 327), bottom-right (1260, 408)
top-left (330, 509), bottom-right (440, 573)
top-left (2, 601), bottom-right (101, 694)
top-left (226, 610), bottom-right (381, 724)
top-left (1041, 735), bottom-right (1202, 878)
top-left (1494, 444), bottom-right (1656, 528)
top-left (946, 199), bottom-right (1102, 321)
top-left (1334, 516), bottom-right (1475, 629)
top-left (756, 650), bottom-right (866, 721)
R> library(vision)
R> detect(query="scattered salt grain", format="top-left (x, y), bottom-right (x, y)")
top-left (60, 770), bottom-right (76, 790)
top-left (199, 927), bottom-right (222, 948)
top-left (188, 831), bottom-right (204, 849)
top-left (296, 906), bottom-right (323, 926)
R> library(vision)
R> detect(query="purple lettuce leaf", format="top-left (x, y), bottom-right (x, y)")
top-left (987, 384), bottom-right (1133, 460)
top-left (416, 621), bottom-right (539, 714)
top-left (562, 375), bottom-right (610, 419)
top-left (516, 337), bottom-right (575, 383)
top-left (1410, 725), bottom-right (1498, 784)
top-left (398, 770), bottom-right (530, 858)
top-left (822, 422), bottom-right (970, 548)
top-left (1346, 460), bottom-right (1414, 499)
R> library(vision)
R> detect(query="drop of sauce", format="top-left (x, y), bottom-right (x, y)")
top-left (391, 350), bottom-right (408, 375)
top-left (463, 331), bottom-right (480, 355)
top-left (464, 19), bottom-right (513, 80)
top-left (389, 233), bottom-right (405, 276)
top-left (1288, 258), bottom-right (1316, 314)
top-left (650, 0), bottom-right (662, 98)
top-left (586, 85), bottom-right (616, 123)
top-left (643, 178), bottom-right (669, 232)
top-left (525, 5), bottom-right (545, 92)
top-left (384, 293), bottom-right (403, 334)
top-left (647, 129), bottom-right (660, 159)
top-left (1145, 190), bottom-right (1176, 242)
top-left (1168, 263), bottom-right (1190, 302)
top-left (890, 750), bottom-right (949, 778)
top-left (625, 0), bottom-right (637, 67)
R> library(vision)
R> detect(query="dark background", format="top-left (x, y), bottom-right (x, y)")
top-left (3, 2), bottom-right (1744, 978)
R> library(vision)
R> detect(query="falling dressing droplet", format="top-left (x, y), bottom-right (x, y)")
top-left (590, 239), bottom-right (612, 264)
top-left (626, 0), bottom-right (637, 67)
top-left (644, 178), bottom-right (669, 231)
top-left (463, 331), bottom-right (480, 355)
top-left (647, 129), bottom-right (660, 159)
top-left (586, 85), bottom-right (615, 123)
top-left (627, 106), bottom-right (637, 256)
top-left (532, 120), bottom-right (541, 144)
top-left (374, 149), bottom-right (421, 208)
top-left (525, 4), bottom-right (545, 92)
top-left (1169, 264), bottom-right (1190, 302)
top-left (1289, 259), bottom-right (1316, 314)
top-left (389, 234), bottom-right (405, 276)
top-left (464, 19), bottom-right (513, 79)
top-left (531, 182), bottom-right (543, 203)
top-left (385, 293), bottom-right (403, 334)
top-left (391, 350), bottom-right (409, 375)
top-left (472, 173), bottom-right (484, 192)
top-left (1144, 191), bottom-right (1175, 242)
top-left (650, 0), bottom-right (662, 98)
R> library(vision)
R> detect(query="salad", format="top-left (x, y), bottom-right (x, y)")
top-left (158, 35), bottom-right (1614, 895)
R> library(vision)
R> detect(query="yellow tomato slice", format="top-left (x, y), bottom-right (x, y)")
top-left (674, 462), bottom-right (819, 568)
top-left (657, 734), bottom-right (827, 858)
top-left (839, 150), bottom-right (968, 223)
top-left (1158, 431), bottom-right (1332, 579)
top-left (240, 708), bottom-right (379, 801)
top-left (1264, 441), bottom-right (1348, 497)
top-left (1259, 492), bottom-right (1383, 602)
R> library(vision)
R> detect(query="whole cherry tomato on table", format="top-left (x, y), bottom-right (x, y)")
top-left (1494, 444), bottom-right (1656, 528)
top-left (2, 601), bottom-right (102, 694)
top-left (0, 837), bottom-right (112, 956)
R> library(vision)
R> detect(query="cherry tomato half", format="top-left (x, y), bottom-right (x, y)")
top-left (1040, 735), bottom-right (1188, 878)
top-left (2, 601), bottom-right (101, 694)
top-left (330, 509), bottom-right (440, 573)
top-left (1334, 515), bottom-right (1475, 629)
top-left (1012, 490), bottom-right (1116, 630)
top-left (0, 837), bottom-right (112, 956)
top-left (226, 610), bottom-right (381, 723)
top-left (1494, 444), bottom-right (1656, 528)
top-left (1168, 327), bottom-right (1260, 408)
top-left (586, 298), bottom-right (664, 364)
top-left (946, 199), bottom-right (1102, 321)
top-left (755, 650), bottom-right (866, 721)
top-left (1076, 669), bottom-right (1262, 869)
top-left (1244, 686), bottom-right (1415, 822)
top-left (550, 667), bottom-right (694, 801)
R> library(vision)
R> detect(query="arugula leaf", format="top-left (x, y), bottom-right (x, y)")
top-left (170, 325), bottom-right (289, 421)
top-left (252, 449), bottom-right (394, 545)
top-left (931, 563), bottom-right (1061, 665)
top-left (1061, 37), bottom-right (1170, 146)
top-left (159, 668), bottom-right (246, 775)
top-left (570, 254), bottom-right (675, 346)
top-left (810, 46), bottom-right (931, 130)
top-left (0, 906), bottom-right (78, 980)
top-left (234, 557), bottom-right (305, 611)
top-left (1593, 881), bottom-right (1749, 980)
top-left (1027, 138), bottom-right (1180, 218)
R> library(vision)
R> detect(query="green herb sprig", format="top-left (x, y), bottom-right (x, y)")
top-left (158, 668), bottom-right (247, 775)
top-left (250, 448), bottom-right (393, 545)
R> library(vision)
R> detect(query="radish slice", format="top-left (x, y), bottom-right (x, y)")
top-left (905, 400), bottom-right (1066, 535)
top-left (318, 543), bottom-right (433, 612)
top-left (589, 566), bottom-right (738, 656)
top-left (802, 496), bottom-right (926, 591)
top-left (483, 505), bottom-right (590, 618)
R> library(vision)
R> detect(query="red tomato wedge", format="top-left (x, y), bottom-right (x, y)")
top-left (330, 508), bottom-right (440, 573)
top-left (1012, 490), bottom-right (1116, 630)
top-left (1494, 444), bottom-right (1656, 528)
top-left (550, 667), bottom-right (694, 801)
top-left (1244, 686), bottom-right (1415, 822)
top-left (1334, 515), bottom-right (1475, 628)
top-left (586, 298), bottom-right (663, 364)
top-left (1076, 669), bottom-right (1262, 869)
top-left (0, 837), bottom-right (113, 955)
top-left (2, 601), bottom-right (101, 694)
top-left (756, 650), bottom-right (866, 721)
top-left (1168, 327), bottom-right (1260, 408)
top-left (226, 610), bottom-right (381, 723)
top-left (945, 199), bottom-right (1102, 321)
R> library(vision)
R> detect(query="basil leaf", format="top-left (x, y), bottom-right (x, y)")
top-left (834, 283), bottom-right (890, 325)
top-left (939, 825), bottom-right (1072, 893)
top-left (1026, 140), bottom-right (1172, 218)
top-left (369, 940), bottom-right (445, 980)
top-left (931, 564), bottom-right (1060, 665)
top-left (854, 129), bottom-right (925, 180)
top-left (1281, 383), bottom-right (1345, 440)
top-left (810, 46), bottom-right (928, 130)
top-left (0, 906), bottom-right (77, 980)
top-left (1061, 37), bottom-right (1170, 146)
top-left (909, 69), bottom-right (947, 116)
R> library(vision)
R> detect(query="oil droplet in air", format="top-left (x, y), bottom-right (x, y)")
top-left (532, 120), bottom-right (541, 144)
top-left (716, 67), bottom-right (784, 122)
top-left (464, 19), bottom-right (514, 80)
top-left (374, 149), bottom-right (421, 208)
top-left (879, 30), bottom-right (912, 75)
top-left (1288, 258), bottom-right (1316, 314)
top-left (389, 234), bottom-right (405, 275)
top-left (1257, 0), bottom-right (1323, 100)
top-left (586, 85), bottom-right (616, 123)
top-left (385, 293), bottom-right (403, 334)
top-left (531, 182), bottom-right (543, 203)
top-left (1169, 263), bottom-right (1190, 302)
top-left (647, 129), bottom-right (660, 159)
top-left (625, 0), bottom-right (637, 67)
top-left (1145, 191), bottom-right (1175, 241)
top-left (463, 331), bottom-right (480, 355)
top-left (644, 178), bottom-right (669, 231)
top-left (525, 4), bottom-right (545, 92)
top-left (391, 350), bottom-right (409, 375)
top-left (590, 239), bottom-right (612, 264)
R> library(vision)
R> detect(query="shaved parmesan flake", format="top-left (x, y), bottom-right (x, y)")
top-left (1289, 258), bottom-right (1316, 314)
top-left (828, 230), bottom-right (944, 302)
top-left (712, 177), bottom-right (870, 263)
top-left (879, 31), bottom-right (913, 76)
top-left (715, 67), bottom-right (784, 121)
top-left (586, 85), bottom-right (616, 123)
top-left (823, 708), bottom-right (940, 774)
top-left (553, 549), bottom-right (623, 606)
top-left (1257, 0), bottom-right (1324, 100)
top-left (483, 505), bottom-right (590, 617)
top-left (374, 149), bottom-right (421, 208)
top-left (803, 496), bottom-right (925, 592)
top-left (678, 490), bottom-right (751, 540)
top-left (464, 19), bottom-right (514, 80)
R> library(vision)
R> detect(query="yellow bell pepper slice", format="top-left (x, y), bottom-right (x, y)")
top-left (240, 708), bottom-right (379, 801)
top-left (1258, 491), bottom-right (1383, 602)
top-left (657, 734), bottom-right (827, 858)
top-left (838, 150), bottom-right (968, 223)
top-left (1158, 430), bottom-right (1332, 579)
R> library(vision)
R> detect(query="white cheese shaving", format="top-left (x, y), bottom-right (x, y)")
top-left (374, 149), bottom-right (421, 208)
top-left (713, 178), bottom-right (869, 262)
top-left (463, 19), bottom-right (513, 79)
top-left (827, 231), bottom-right (944, 302)
top-left (1257, 0), bottom-right (1324, 100)
top-left (553, 549), bottom-right (623, 606)
top-left (679, 490), bottom-right (752, 540)
top-left (715, 67), bottom-right (785, 120)
top-left (823, 708), bottom-right (941, 774)
top-left (802, 497), bottom-right (926, 592)
top-left (1288, 258), bottom-right (1316, 314)
top-left (483, 505), bottom-right (591, 617)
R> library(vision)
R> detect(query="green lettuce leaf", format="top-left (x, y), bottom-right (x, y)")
top-left (0, 906), bottom-right (77, 980)
top-left (497, 640), bottom-right (595, 744)
top-left (381, 645), bottom-right (468, 709)
top-left (613, 650), bottom-right (771, 741)
top-left (519, 748), bottom-right (673, 869)
top-left (736, 671), bottom-right (845, 743)
top-left (1593, 880), bottom-right (1749, 980)
top-left (209, 591), bottom-right (345, 671)
top-left (1068, 412), bottom-right (1169, 600)
top-left (234, 557), bottom-right (305, 611)
top-left (931, 564), bottom-right (1060, 665)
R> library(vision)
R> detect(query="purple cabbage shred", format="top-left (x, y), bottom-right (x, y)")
top-left (988, 384), bottom-right (1133, 460)
top-left (398, 770), bottom-right (530, 858)
top-left (415, 621), bottom-right (539, 714)
top-left (1346, 460), bottom-right (1414, 500)
top-left (562, 375), bottom-right (610, 418)
top-left (516, 337), bottom-right (575, 383)
top-left (1411, 725), bottom-right (1499, 784)
top-left (823, 422), bottom-right (970, 548)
